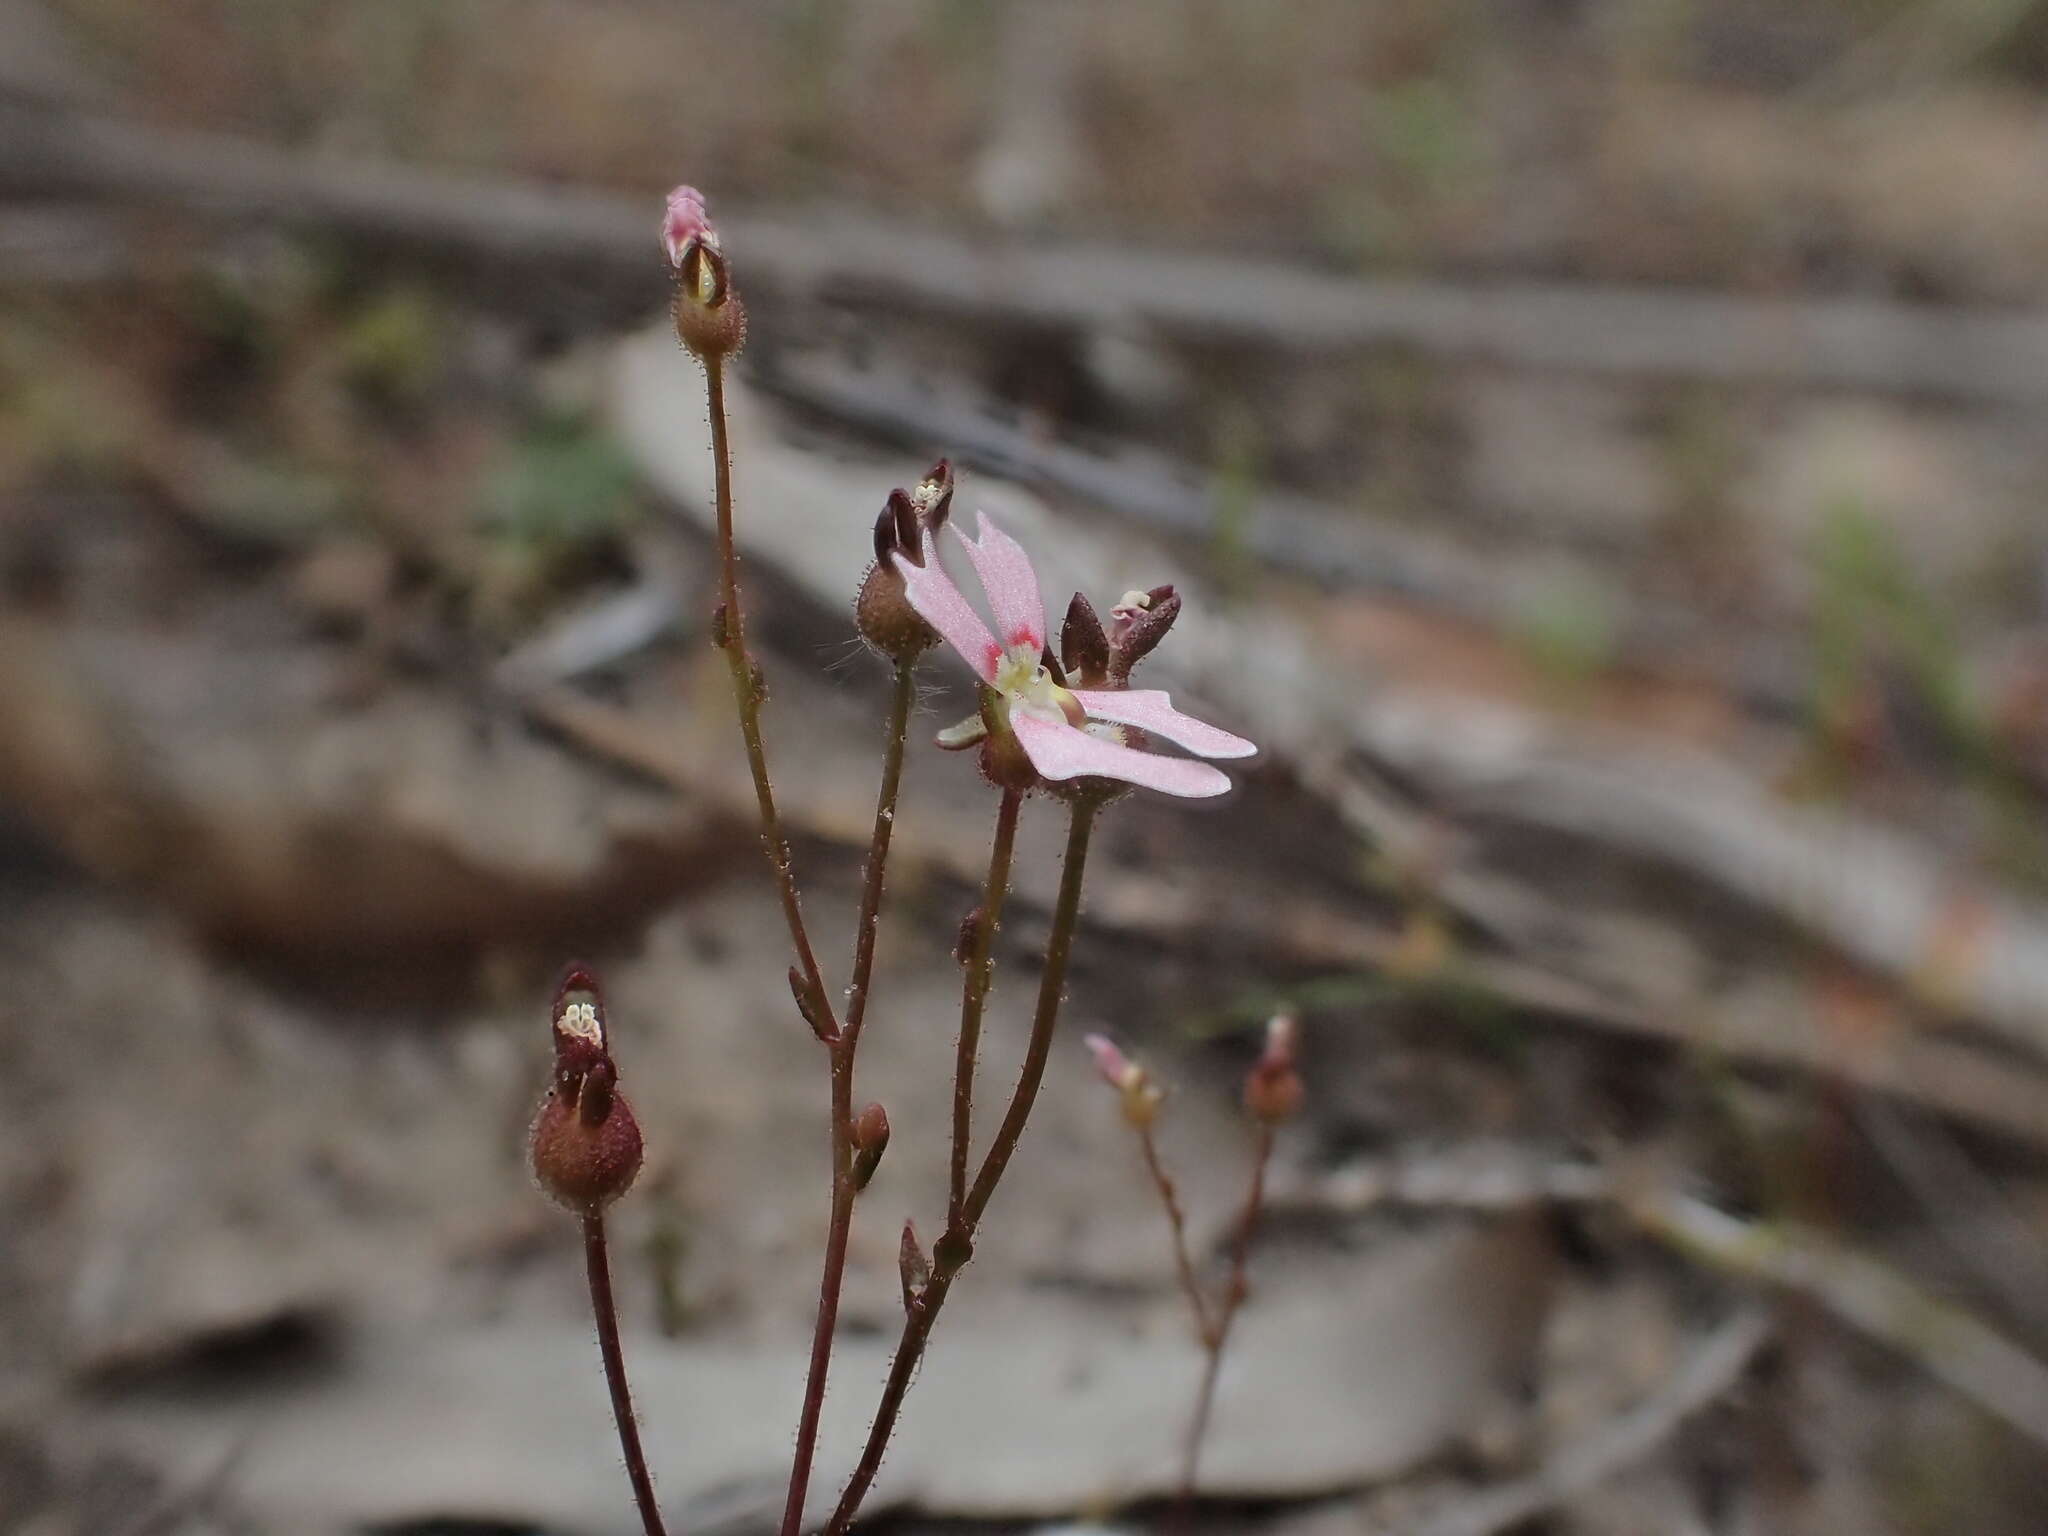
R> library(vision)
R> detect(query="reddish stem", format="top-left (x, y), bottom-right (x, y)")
top-left (950, 788), bottom-right (1023, 1226)
top-left (778, 661), bottom-right (918, 1536)
top-left (1138, 1123), bottom-right (1214, 1346)
top-left (826, 801), bottom-right (1099, 1534)
top-left (584, 1212), bottom-right (671, 1536)
top-left (703, 356), bottom-right (836, 1038)
top-left (1179, 1123), bottom-right (1275, 1506)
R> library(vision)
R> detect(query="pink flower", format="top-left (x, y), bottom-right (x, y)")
top-left (893, 512), bottom-right (1255, 797)
top-left (662, 185), bottom-right (713, 268)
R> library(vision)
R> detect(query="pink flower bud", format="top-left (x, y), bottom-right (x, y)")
top-left (1244, 1014), bottom-right (1304, 1124)
top-left (1084, 1032), bottom-right (1133, 1088)
top-left (662, 186), bottom-right (710, 268)
top-left (1083, 1033), bottom-right (1163, 1128)
top-left (664, 184), bottom-right (746, 360)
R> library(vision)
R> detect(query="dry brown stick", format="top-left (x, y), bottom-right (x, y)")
top-left (10, 103), bottom-right (2048, 404)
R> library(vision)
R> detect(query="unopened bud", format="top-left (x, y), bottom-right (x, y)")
top-left (788, 966), bottom-right (833, 1042)
top-left (954, 906), bottom-right (985, 965)
top-left (1083, 1033), bottom-right (1163, 1129)
top-left (1107, 585), bottom-right (1181, 681)
top-left (1243, 1014), bottom-right (1304, 1124)
top-left (1062, 592), bottom-right (1111, 686)
top-left (850, 1102), bottom-right (891, 1191)
top-left (665, 185), bottom-right (746, 360)
top-left (899, 1220), bottom-right (931, 1312)
top-left (709, 601), bottom-right (730, 650)
top-left (532, 968), bottom-right (645, 1213)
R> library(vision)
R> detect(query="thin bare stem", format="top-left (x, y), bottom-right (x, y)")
top-left (1138, 1124), bottom-right (1214, 1346)
top-left (778, 660), bottom-right (918, 1536)
top-left (584, 1211), bottom-right (670, 1536)
top-left (826, 800), bottom-right (1099, 1534)
top-left (1179, 1122), bottom-right (1275, 1504)
top-left (950, 788), bottom-right (1024, 1225)
top-left (843, 661), bottom-right (918, 1051)
top-left (702, 355), bottom-right (835, 1038)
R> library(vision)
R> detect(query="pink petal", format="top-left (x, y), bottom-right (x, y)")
top-left (1011, 713), bottom-right (1231, 798)
top-left (893, 534), bottom-right (1001, 680)
top-left (1070, 689), bottom-right (1256, 760)
top-left (959, 512), bottom-right (1046, 653)
top-left (1083, 1033), bottom-right (1132, 1088)
top-left (663, 185), bottom-right (710, 267)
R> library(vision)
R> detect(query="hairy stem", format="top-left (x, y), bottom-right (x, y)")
top-left (703, 355), bottom-right (835, 1037)
top-left (827, 801), bottom-right (1099, 1534)
top-left (1139, 1124), bottom-right (1214, 1346)
top-left (778, 662), bottom-right (918, 1536)
top-left (950, 788), bottom-right (1024, 1226)
top-left (584, 1212), bottom-right (670, 1536)
top-left (1179, 1122), bottom-right (1275, 1504)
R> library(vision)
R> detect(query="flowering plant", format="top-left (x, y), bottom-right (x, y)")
top-left (526, 187), bottom-right (1281, 1536)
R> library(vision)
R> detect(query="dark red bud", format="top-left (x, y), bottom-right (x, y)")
top-left (1062, 592), bottom-right (1110, 684)
top-left (533, 970), bottom-right (644, 1212)
top-left (1108, 585), bottom-right (1181, 681)
top-left (1244, 1015), bottom-right (1304, 1124)
top-left (709, 601), bottom-right (730, 649)
top-left (873, 490), bottom-right (921, 565)
top-left (532, 1081), bottom-right (644, 1213)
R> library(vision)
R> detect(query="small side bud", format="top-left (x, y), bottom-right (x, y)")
top-left (899, 1220), bottom-right (931, 1312)
top-left (1244, 1014), bottom-right (1304, 1124)
top-left (1108, 585), bottom-right (1181, 681)
top-left (954, 906), bottom-right (985, 965)
top-left (1062, 592), bottom-right (1111, 685)
top-left (788, 966), bottom-right (833, 1042)
top-left (665, 185), bottom-right (747, 361)
top-left (850, 1102), bottom-right (891, 1191)
top-left (1084, 1032), bottom-right (1163, 1129)
top-left (532, 967), bottom-right (645, 1213)
top-left (709, 601), bottom-right (730, 650)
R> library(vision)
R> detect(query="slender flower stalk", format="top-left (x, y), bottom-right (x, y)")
top-left (1083, 1016), bottom-right (1301, 1514)
top-left (532, 970), bottom-right (667, 1536)
top-left (703, 356), bottom-right (836, 1038)
top-left (585, 1212), bottom-right (671, 1536)
top-left (1138, 1123), bottom-right (1214, 1345)
top-left (778, 660), bottom-right (918, 1536)
top-left (1179, 1121), bottom-right (1274, 1505)
top-left (827, 802), bottom-right (1100, 1534)
top-left (951, 787), bottom-right (1024, 1226)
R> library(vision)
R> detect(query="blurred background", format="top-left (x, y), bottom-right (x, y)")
top-left (4, 1), bottom-right (2048, 1531)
